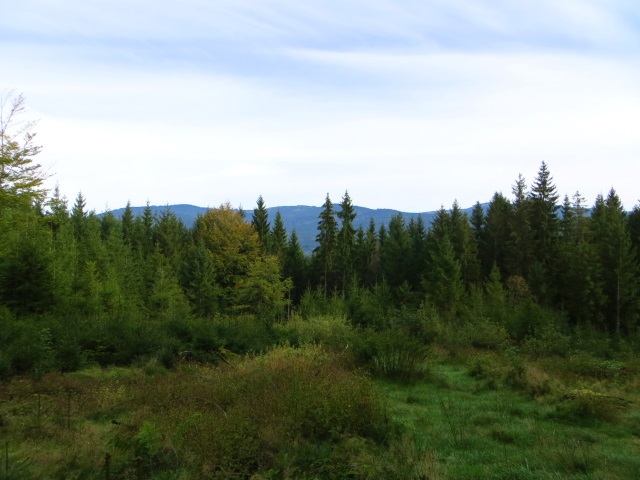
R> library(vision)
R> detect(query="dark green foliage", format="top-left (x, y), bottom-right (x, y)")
top-left (482, 192), bottom-right (512, 278)
top-left (251, 194), bottom-right (270, 250)
top-left (527, 161), bottom-right (560, 303)
top-left (591, 190), bottom-right (638, 333)
top-left (336, 190), bottom-right (357, 292)
top-left (314, 193), bottom-right (338, 295)
top-left (269, 209), bottom-right (287, 257)
top-left (0, 224), bottom-right (54, 315)
top-left (282, 229), bottom-right (308, 305)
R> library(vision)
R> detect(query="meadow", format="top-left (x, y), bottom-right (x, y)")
top-left (2, 312), bottom-right (639, 480)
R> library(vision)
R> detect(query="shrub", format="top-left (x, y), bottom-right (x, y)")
top-left (353, 328), bottom-right (429, 382)
top-left (553, 389), bottom-right (629, 424)
top-left (276, 314), bottom-right (355, 350)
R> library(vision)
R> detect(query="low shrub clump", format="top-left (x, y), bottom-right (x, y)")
top-left (552, 389), bottom-right (631, 424)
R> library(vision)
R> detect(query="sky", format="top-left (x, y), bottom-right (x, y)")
top-left (2, 0), bottom-right (639, 213)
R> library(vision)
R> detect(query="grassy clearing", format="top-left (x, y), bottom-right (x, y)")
top-left (1, 340), bottom-right (639, 479)
top-left (379, 353), bottom-right (640, 479)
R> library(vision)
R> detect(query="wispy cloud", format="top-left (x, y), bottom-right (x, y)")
top-left (2, 1), bottom-right (640, 211)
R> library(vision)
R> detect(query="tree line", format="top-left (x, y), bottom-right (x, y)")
top-left (1, 91), bottom-right (640, 377)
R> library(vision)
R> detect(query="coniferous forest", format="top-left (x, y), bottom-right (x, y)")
top-left (2, 93), bottom-right (640, 478)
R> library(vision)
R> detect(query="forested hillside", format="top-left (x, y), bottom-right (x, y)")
top-left (2, 93), bottom-right (640, 478)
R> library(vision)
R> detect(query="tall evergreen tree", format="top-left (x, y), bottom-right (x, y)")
top-left (380, 213), bottom-right (410, 290)
top-left (70, 192), bottom-right (87, 241)
top-left (470, 201), bottom-right (485, 247)
top-left (557, 192), bottom-right (604, 325)
top-left (154, 206), bottom-right (188, 273)
top-left (528, 161), bottom-right (560, 303)
top-left (45, 184), bottom-right (69, 238)
top-left (336, 190), bottom-right (356, 292)
top-left (354, 218), bottom-right (379, 287)
top-left (508, 174), bottom-right (533, 278)
top-left (449, 200), bottom-right (481, 288)
top-left (314, 194), bottom-right (338, 296)
top-left (591, 189), bottom-right (638, 333)
top-left (407, 215), bottom-right (427, 292)
top-left (251, 195), bottom-right (270, 251)
top-left (269, 210), bottom-right (287, 258)
top-left (121, 201), bottom-right (135, 246)
top-left (424, 235), bottom-right (464, 315)
top-left (481, 192), bottom-right (512, 278)
top-left (283, 230), bottom-right (307, 305)
top-left (181, 242), bottom-right (220, 317)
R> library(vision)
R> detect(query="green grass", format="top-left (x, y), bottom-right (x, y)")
top-left (377, 360), bottom-right (640, 479)
top-left (1, 344), bottom-right (639, 479)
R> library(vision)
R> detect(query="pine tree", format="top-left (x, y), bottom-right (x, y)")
top-left (470, 201), bottom-right (485, 246)
top-left (354, 219), bottom-right (379, 287)
top-left (508, 174), bottom-right (533, 278)
top-left (380, 213), bottom-right (410, 290)
top-left (424, 235), bottom-right (464, 315)
top-left (407, 215), bottom-right (427, 292)
top-left (70, 192), bottom-right (87, 241)
top-left (336, 190), bottom-right (357, 292)
top-left (528, 161), bottom-right (560, 303)
top-left (482, 192), bottom-right (512, 278)
top-left (449, 200), bottom-right (481, 288)
top-left (557, 192), bottom-right (604, 325)
top-left (269, 210), bottom-right (287, 257)
top-left (121, 201), bottom-right (135, 245)
top-left (45, 184), bottom-right (69, 238)
top-left (251, 195), bottom-right (270, 251)
top-left (181, 242), bottom-right (220, 317)
top-left (154, 206), bottom-right (188, 273)
top-left (314, 193), bottom-right (338, 296)
top-left (283, 230), bottom-right (307, 305)
top-left (591, 189), bottom-right (638, 333)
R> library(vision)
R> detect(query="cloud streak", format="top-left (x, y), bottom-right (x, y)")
top-left (2, 1), bottom-right (639, 212)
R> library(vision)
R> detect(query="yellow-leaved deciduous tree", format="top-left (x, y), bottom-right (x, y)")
top-left (193, 203), bottom-right (261, 310)
top-left (0, 91), bottom-right (47, 207)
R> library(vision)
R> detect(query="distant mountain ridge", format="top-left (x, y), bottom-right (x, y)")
top-left (107, 203), bottom-right (485, 254)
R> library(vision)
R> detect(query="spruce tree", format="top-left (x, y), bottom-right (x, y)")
top-left (557, 192), bottom-right (604, 325)
top-left (380, 213), bottom-right (410, 290)
top-left (449, 200), bottom-right (481, 288)
top-left (591, 189), bottom-right (638, 333)
top-left (121, 201), bottom-right (135, 245)
top-left (283, 230), bottom-right (307, 305)
top-left (508, 174), bottom-right (533, 278)
top-left (269, 210), bottom-right (287, 257)
top-left (251, 195), bottom-right (270, 251)
top-left (407, 215), bottom-right (427, 292)
top-left (314, 193), bottom-right (338, 296)
top-left (482, 192), bottom-right (512, 278)
top-left (528, 161), bottom-right (560, 303)
top-left (336, 190), bottom-right (356, 292)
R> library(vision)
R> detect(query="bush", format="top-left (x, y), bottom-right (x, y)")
top-left (106, 344), bottom-right (391, 478)
top-left (353, 328), bottom-right (430, 383)
top-left (553, 389), bottom-right (629, 424)
top-left (276, 314), bottom-right (355, 350)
